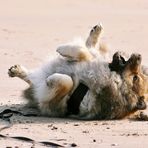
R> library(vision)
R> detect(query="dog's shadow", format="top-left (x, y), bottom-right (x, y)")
top-left (0, 103), bottom-right (81, 125)
top-left (0, 102), bottom-right (106, 125)
top-left (1, 103), bottom-right (147, 125)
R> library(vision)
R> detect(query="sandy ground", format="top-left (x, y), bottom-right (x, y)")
top-left (0, 0), bottom-right (148, 147)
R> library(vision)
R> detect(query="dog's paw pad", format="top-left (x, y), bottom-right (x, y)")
top-left (8, 65), bottom-right (21, 77)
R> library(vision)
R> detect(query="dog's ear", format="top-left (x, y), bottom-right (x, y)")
top-left (124, 53), bottom-right (142, 74)
top-left (109, 51), bottom-right (126, 73)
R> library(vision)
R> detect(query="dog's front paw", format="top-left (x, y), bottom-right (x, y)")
top-left (90, 23), bottom-right (103, 35)
top-left (8, 65), bottom-right (22, 77)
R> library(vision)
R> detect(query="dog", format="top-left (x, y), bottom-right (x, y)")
top-left (8, 24), bottom-right (148, 120)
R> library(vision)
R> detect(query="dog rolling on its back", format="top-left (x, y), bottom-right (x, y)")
top-left (8, 24), bottom-right (148, 120)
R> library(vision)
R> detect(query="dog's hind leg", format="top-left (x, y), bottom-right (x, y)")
top-left (8, 65), bottom-right (31, 85)
top-left (38, 73), bottom-right (73, 116)
top-left (57, 45), bottom-right (93, 61)
top-left (86, 23), bottom-right (103, 48)
top-left (57, 23), bottom-right (103, 62)
top-left (57, 24), bottom-right (104, 62)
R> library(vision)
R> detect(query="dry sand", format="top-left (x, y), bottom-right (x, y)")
top-left (0, 0), bottom-right (148, 147)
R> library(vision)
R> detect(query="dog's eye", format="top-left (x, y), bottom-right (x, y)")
top-left (133, 75), bottom-right (138, 82)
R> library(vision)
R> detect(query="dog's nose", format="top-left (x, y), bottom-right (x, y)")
top-left (136, 96), bottom-right (146, 110)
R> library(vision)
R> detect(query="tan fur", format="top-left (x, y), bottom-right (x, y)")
top-left (78, 50), bottom-right (93, 61)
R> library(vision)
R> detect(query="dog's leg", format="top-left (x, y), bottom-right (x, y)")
top-left (38, 73), bottom-right (73, 116)
top-left (86, 23), bottom-right (103, 48)
top-left (57, 24), bottom-right (103, 62)
top-left (8, 65), bottom-right (31, 85)
top-left (57, 45), bottom-right (93, 61)
top-left (130, 111), bottom-right (148, 121)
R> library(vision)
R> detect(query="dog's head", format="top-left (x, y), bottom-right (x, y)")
top-left (110, 51), bottom-right (148, 100)
top-left (102, 52), bottom-right (148, 119)
top-left (119, 53), bottom-right (147, 112)
top-left (94, 52), bottom-right (148, 119)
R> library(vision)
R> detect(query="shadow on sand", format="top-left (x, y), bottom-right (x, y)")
top-left (0, 103), bottom-right (87, 125)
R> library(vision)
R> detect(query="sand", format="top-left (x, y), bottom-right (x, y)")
top-left (0, 0), bottom-right (148, 147)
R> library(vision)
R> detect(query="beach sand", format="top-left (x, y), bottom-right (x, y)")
top-left (0, 0), bottom-right (148, 147)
